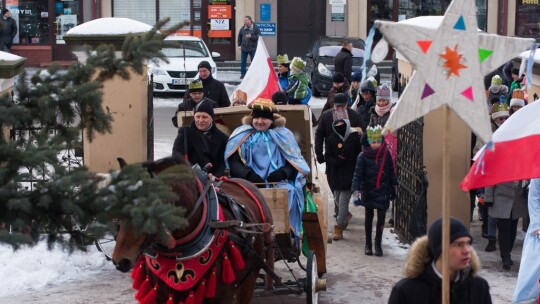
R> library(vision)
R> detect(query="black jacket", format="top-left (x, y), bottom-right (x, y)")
top-left (324, 126), bottom-right (362, 191)
top-left (172, 121), bottom-right (228, 177)
top-left (334, 47), bottom-right (353, 83)
top-left (237, 23), bottom-right (260, 52)
top-left (0, 17), bottom-right (17, 45)
top-left (388, 236), bottom-right (492, 304)
top-left (321, 81), bottom-right (351, 114)
top-left (358, 99), bottom-right (376, 133)
top-left (183, 75), bottom-right (231, 108)
top-left (315, 108), bottom-right (363, 162)
top-left (351, 144), bottom-right (397, 210)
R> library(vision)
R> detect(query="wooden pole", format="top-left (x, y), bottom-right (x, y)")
top-left (441, 105), bottom-right (451, 304)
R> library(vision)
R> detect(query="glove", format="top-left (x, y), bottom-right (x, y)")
top-left (316, 154), bottom-right (325, 164)
top-left (246, 171), bottom-right (265, 185)
top-left (352, 191), bottom-right (363, 207)
top-left (390, 187), bottom-right (397, 201)
top-left (267, 168), bottom-right (287, 183)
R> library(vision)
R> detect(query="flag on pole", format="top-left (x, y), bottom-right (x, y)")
top-left (460, 100), bottom-right (540, 191)
top-left (233, 37), bottom-right (279, 104)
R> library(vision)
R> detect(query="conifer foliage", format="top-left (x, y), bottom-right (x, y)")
top-left (0, 19), bottom-right (188, 252)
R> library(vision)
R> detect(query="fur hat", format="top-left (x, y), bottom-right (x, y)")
top-left (277, 54), bottom-right (290, 65)
top-left (194, 99), bottom-right (214, 117)
top-left (249, 98), bottom-right (278, 120)
top-left (332, 72), bottom-right (345, 83)
top-left (290, 57), bottom-right (305, 73)
top-left (197, 60), bottom-right (212, 72)
top-left (376, 83), bottom-right (391, 101)
top-left (509, 89), bottom-right (525, 107)
top-left (428, 217), bottom-right (472, 261)
top-left (491, 102), bottom-right (509, 120)
top-left (333, 93), bottom-right (347, 105)
top-left (188, 80), bottom-right (203, 92)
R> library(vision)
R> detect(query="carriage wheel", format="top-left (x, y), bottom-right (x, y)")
top-left (95, 233), bottom-right (116, 261)
top-left (306, 250), bottom-right (319, 304)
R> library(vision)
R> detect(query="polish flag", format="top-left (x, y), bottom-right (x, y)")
top-left (234, 37), bottom-right (280, 104)
top-left (460, 100), bottom-right (540, 191)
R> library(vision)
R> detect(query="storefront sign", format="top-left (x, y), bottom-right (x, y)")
top-left (258, 23), bottom-right (276, 36)
top-left (331, 4), bottom-right (345, 22)
top-left (260, 4), bottom-right (271, 21)
top-left (329, 0), bottom-right (346, 4)
top-left (208, 5), bottom-right (232, 19)
top-left (522, 0), bottom-right (539, 4)
top-left (210, 19), bottom-right (229, 30)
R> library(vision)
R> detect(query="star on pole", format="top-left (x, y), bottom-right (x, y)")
top-left (375, 0), bottom-right (534, 143)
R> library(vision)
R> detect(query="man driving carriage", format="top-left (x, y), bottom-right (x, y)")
top-left (224, 98), bottom-right (310, 242)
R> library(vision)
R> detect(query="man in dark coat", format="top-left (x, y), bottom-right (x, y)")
top-left (321, 72), bottom-right (351, 113)
top-left (0, 9), bottom-right (17, 52)
top-left (183, 61), bottom-right (230, 108)
top-left (172, 99), bottom-right (228, 177)
top-left (237, 16), bottom-right (260, 79)
top-left (334, 40), bottom-right (353, 83)
top-left (388, 217), bottom-right (492, 304)
top-left (172, 79), bottom-right (217, 127)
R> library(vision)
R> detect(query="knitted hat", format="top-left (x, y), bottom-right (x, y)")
top-left (489, 75), bottom-right (503, 94)
top-left (271, 91), bottom-right (288, 105)
top-left (277, 54), bottom-right (290, 65)
top-left (333, 93), bottom-right (347, 105)
top-left (509, 89), bottom-right (525, 107)
top-left (366, 125), bottom-right (383, 143)
top-left (360, 78), bottom-right (376, 94)
top-left (332, 72), bottom-right (345, 83)
top-left (249, 98), bottom-right (278, 121)
top-left (491, 102), bottom-right (509, 120)
top-left (290, 57), bottom-right (305, 73)
top-left (428, 217), bottom-right (472, 261)
top-left (351, 71), bottom-right (362, 82)
top-left (197, 60), bottom-right (212, 72)
top-left (188, 80), bottom-right (204, 92)
top-left (376, 83), bottom-right (391, 101)
top-left (194, 99), bottom-right (214, 117)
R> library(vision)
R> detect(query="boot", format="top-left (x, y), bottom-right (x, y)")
top-left (374, 226), bottom-right (384, 257)
top-left (365, 239), bottom-right (373, 256)
top-left (502, 257), bottom-right (512, 270)
top-left (485, 238), bottom-right (496, 252)
top-left (343, 212), bottom-right (353, 230)
top-left (333, 225), bottom-right (344, 241)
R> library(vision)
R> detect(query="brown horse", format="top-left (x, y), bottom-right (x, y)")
top-left (111, 157), bottom-right (274, 304)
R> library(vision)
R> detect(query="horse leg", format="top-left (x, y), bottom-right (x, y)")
top-left (234, 270), bottom-right (258, 304)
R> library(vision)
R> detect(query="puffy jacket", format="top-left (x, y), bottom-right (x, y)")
top-left (334, 47), bottom-right (353, 83)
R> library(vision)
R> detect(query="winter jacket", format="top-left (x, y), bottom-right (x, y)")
top-left (0, 17), bottom-right (17, 45)
top-left (172, 121), bottom-right (228, 177)
top-left (388, 236), bottom-right (492, 304)
top-left (183, 75), bottom-right (231, 108)
top-left (315, 108), bottom-right (363, 162)
top-left (368, 105), bottom-right (392, 128)
top-left (485, 181), bottom-right (529, 220)
top-left (172, 97), bottom-right (217, 127)
top-left (351, 144), bottom-right (397, 210)
top-left (286, 71), bottom-right (309, 101)
top-left (324, 121), bottom-right (362, 191)
top-left (334, 47), bottom-right (353, 83)
top-left (321, 81), bottom-right (351, 113)
top-left (237, 23), bottom-right (260, 52)
top-left (278, 71), bottom-right (289, 91)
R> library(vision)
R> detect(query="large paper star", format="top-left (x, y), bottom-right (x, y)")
top-left (375, 0), bottom-right (534, 143)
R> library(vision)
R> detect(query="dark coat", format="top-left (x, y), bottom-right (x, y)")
top-left (388, 236), bottom-right (492, 304)
top-left (368, 106), bottom-right (392, 128)
top-left (358, 99), bottom-right (376, 133)
top-left (351, 144), bottom-right (397, 210)
top-left (171, 97), bottom-right (217, 127)
top-left (237, 23), bottom-right (260, 52)
top-left (172, 121), bottom-right (228, 177)
top-left (0, 16), bottom-right (17, 44)
top-left (334, 47), bottom-right (353, 83)
top-left (183, 75), bottom-right (231, 108)
top-left (324, 128), bottom-right (362, 191)
top-left (321, 81), bottom-right (351, 113)
top-left (315, 108), bottom-right (363, 161)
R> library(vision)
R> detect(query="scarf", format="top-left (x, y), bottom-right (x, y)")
top-left (375, 103), bottom-right (392, 117)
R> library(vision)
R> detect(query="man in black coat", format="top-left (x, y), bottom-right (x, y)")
top-left (0, 9), bottom-right (17, 52)
top-left (334, 40), bottom-right (353, 83)
top-left (183, 61), bottom-right (230, 108)
top-left (172, 99), bottom-right (228, 177)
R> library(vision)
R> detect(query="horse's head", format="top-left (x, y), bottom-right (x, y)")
top-left (111, 157), bottom-right (199, 272)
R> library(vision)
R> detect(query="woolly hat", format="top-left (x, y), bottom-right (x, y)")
top-left (188, 80), bottom-right (203, 92)
top-left (491, 102), bottom-right (509, 120)
top-left (290, 57), bottom-right (305, 73)
top-left (277, 54), bottom-right (290, 65)
top-left (351, 71), bottom-right (362, 82)
top-left (194, 99), bottom-right (214, 117)
top-left (509, 89), bottom-right (525, 107)
top-left (489, 75), bottom-right (504, 94)
top-left (360, 78), bottom-right (376, 94)
top-left (333, 93), bottom-right (347, 105)
top-left (249, 98), bottom-right (278, 121)
top-left (1, 9), bottom-right (9, 16)
top-left (197, 60), bottom-right (212, 72)
top-left (332, 72), bottom-right (345, 83)
top-left (428, 217), bottom-right (472, 261)
top-left (271, 91), bottom-right (288, 105)
top-left (376, 83), bottom-right (391, 101)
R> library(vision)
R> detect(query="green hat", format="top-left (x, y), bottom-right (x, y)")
top-left (367, 125), bottom-right (383, 143)
top-left (188, 80), bottom-right (203, 92)
top-left (277, 54), bottom-right (289, 65)
top-left (290, 57), bottom-right (305, 72)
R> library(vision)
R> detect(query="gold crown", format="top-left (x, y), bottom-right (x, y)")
top-left (277, 54), bottom-right (289, 65)
top-left (512, 89), bottom-right (525, 100)
top-left (188, 80), bottom-right (203, 90)
top-left (367, 125), bottom-right (383, 143)
top-left (290, 57), bottom-right (305, 71)
top-left (248, 98), bottom-right (279, 113)
top-left (491, 102), bottom-right (509, 113)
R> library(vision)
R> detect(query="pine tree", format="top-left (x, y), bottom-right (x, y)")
top-left (0, 19), bottom-right (189, 252)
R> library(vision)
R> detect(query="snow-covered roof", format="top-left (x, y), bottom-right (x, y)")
top-left (66, 18), bottom-right (153, 36)
top-left (0, 51), bottom-right (24, 62)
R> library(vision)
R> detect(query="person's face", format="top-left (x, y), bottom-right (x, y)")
top-left (511, 105), bottom-right (522, 113)
top-left (351, 81), bottom-right (360, 89)
top-left (190, 91), bottom-right (204, 102)
top-left (494, 116), bottom-right (508, 126)
top-left (333, 104), bottom-right (347, 111)
top-left (4, 11), bottom-right (11, 18)
top-left (448, 236), bottom-right (472, 272)
top-left (198, 67), bottom-right (211, 80)
top-left (369, 141), bottom-right (382, 149)
top-left (194, 112), bottom-right (212, 131)
top-left (252, 117), bottom-right (273, 131)
top-left (361, 91), bottom-right (373, 101)
top-left (333, 82), bottom-right (344, 89)
top-left (376, 98), bottom-right (390, 107)
top-left (278, 64), bottom-right (289, 74)
top-left (244, 17), bottom-right (252, 27)
top-left (346, 42), bottom-right (353, 51)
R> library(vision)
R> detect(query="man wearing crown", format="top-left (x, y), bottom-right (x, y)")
top-left (225, 98), bottom-right (310, 242)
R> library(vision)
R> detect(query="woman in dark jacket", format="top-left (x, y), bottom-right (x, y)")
top-left (351, 125), bottom-right (397, 256)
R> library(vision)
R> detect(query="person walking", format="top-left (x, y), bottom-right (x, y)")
top-left (334, 40), bottom-right (353, 83)
top-left (388, 217), bottom-right (492, 304)
top-left (237, 16), bottom-right (260, 79)
top-left (321, 72), bottom-right (351, 113)
top-left (351, 125), bottom-right (397, 257)
top-left (183, 61), bottom-right (230, 108)
top-left (0, 8), bottom-right (17, 53)
top-left (357, 78), bottom-right (378, 133)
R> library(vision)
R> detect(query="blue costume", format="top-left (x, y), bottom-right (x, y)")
top-left (513, 178), bottom-right (540, 302)
top-left (225, 121), bottom-right (310, 240)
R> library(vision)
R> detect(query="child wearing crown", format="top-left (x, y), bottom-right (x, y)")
top-left (285, 57), bottom-right (311, 105)
top-left (351, 125), bottom-right (397, 257)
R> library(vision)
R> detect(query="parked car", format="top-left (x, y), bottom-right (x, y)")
top-left (305, 36), bottom-right (379, 96)
top-left (148, 36), bottom-right (220, 94)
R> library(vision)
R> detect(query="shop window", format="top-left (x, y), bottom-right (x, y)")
top-left (55, 0), bottom-right (80, 44)
top-left (113, 0), bottom-right (156, 26)
top-left (8, 0), bottom-right (49, 44)
top-left (159, 0), bottom-right (191, 35)
top-left (516, 1), bottom-right (540, 39)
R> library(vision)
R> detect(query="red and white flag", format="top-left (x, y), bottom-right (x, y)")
top-left (460, 100), bottom-right (540, 191)
top-left (234, 37), bottom-right (279, 104)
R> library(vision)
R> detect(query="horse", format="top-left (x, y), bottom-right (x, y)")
top-left (111, 157), bottom-right (274, 304)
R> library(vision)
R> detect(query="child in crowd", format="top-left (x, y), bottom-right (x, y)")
top-left (285, 57), bottom-right (310, 105)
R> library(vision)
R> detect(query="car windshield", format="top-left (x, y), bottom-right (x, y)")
top-left (162, 41), bottom-right (209, 58)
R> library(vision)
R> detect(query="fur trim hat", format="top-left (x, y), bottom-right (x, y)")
top-left (188, 80), bottom-right (203, 92)
top-left (249, 98), bottom-right (278, 120)
top-left (197, 60), bottom-right (212, 72)
top-left (428, 217), bottom-right (472, 261)
top-left (194, 99), bottom-right (214, 117)
top-left (376, 83), bottom-right (391, 101)
top-left (509, 89), bottom-right (525, 107)
top-left (491, 102), bottom-right (509, 120)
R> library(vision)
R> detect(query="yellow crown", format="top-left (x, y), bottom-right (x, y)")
top-left (367, 125), bottom-right (383, 143)
top-left (277, 54), bottom-right (289, 65)
top-left (188, 80), bottom-right (203, 91)
top-left (512, 89), bottom-right (525, 100)
top-left (248, 98), bottom-right (279, 113)
top-left (290, 57), bottom-right (306, 71)
top-left (491, 102), bottom-right (509, 113)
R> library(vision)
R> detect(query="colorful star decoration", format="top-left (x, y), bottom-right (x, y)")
top-left (375, 0), bottom-right (534, 143)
